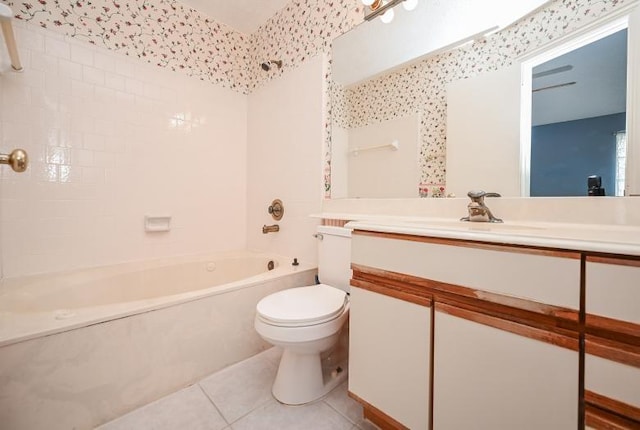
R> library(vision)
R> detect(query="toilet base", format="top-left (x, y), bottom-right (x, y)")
top-left (272, 329), bottom-right (349, 405)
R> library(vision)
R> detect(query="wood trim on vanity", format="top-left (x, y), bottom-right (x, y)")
top-left (348, 391), bottom-right (410, 430)
top-left (435, 302), bottom-right (579, 350)
top-left (586, 335), bottom-right (640, 369)
top-left (351, 278), bottom-right (432, 307)
top-left (352, 264), bottom-right (580, 344)
top-left (586, 254), bottom-right (640, 267)
top-left (586, 391), bottom-right (640, 424)
top-left (353, 230), bottom-right (582, 259)
top-left (586, 314), bottom-right (640, 349)
top-left (586, 404), bottom-right (640, 430)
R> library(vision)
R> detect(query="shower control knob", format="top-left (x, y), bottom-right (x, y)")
top-left (0, 148), bottom-right (28, 173)
top-left (268, 199), bottom-right (284, 220)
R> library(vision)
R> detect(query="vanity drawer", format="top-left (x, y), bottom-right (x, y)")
top-left (585, 345), bottom-right (640, 430)
top-left (351, 232), bottom-right (581, 309)
top-left (586, 354), bottom-right (640, 410)
top-left (584, 256), bottom-right (640, 430)
top-left (586, 257), bottom-right (640, 324)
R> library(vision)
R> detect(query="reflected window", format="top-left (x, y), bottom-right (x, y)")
top-left (616, 131), bottom-right (627, 196)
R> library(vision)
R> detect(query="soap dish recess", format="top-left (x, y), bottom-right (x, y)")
top-left (145, 216), bottom-right (171, 232)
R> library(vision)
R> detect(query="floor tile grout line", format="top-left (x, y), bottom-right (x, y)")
top-left (226, 396), bottom-right (278, 426)
top-left (196, 349), bottom-right (282, 426)
top-left (196, 382), bottom-right (231, 427)
top-left (322, 398), bottom-right (362, 426)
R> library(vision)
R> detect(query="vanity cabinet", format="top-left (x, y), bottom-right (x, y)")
top-left (349, 287), bottom-right (431, 430)
top-left (347, 229), bottom-right (640, 430)
top-left (434, 304), bottom-right (578, 429)
top-left (584, 257), bottom-right (640, 428)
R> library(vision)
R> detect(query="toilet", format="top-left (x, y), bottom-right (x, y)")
top-left (254, 225), bottom-right (351, 405)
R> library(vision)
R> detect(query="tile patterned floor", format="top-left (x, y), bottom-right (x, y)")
top-left (97, 348), bottom-right (379, 430)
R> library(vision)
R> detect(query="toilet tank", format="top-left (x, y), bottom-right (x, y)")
top-left (317, 225), bottom-right (352, 292)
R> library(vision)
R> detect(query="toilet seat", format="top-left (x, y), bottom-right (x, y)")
top-left (256, 284), bottom-right (347, 327)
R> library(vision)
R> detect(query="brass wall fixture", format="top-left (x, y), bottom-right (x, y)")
top-left (261, 60), bottom-right (283, 71)
top-left (0, 148), bottom-right (28, 172)
top-left (262, 224), bottom-right (280, 234)
top-left (268, 199), bottom-right (284, 221)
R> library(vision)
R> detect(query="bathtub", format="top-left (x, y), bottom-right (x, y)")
top-left (0, 251), bottom-right (316, 430)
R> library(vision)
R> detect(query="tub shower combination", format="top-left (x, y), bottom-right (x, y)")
top-left (0, 251), bottom-right (316, 430)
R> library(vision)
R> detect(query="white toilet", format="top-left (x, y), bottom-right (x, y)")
top-left (254, 225), bottom-right (351, 405)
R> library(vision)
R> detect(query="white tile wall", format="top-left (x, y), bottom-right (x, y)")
top-left (0, 22), bottom-right (248, 278)
top-left (246, 54), bottom-right (326, 267)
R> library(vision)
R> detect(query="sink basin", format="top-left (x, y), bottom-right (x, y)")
top-left (401, 219), bottom-right (546, 233)
top-left (462, 222), bottom-right (546, 232)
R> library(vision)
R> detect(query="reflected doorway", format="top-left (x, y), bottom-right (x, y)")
top-left (528, 28), bottom-right (628, 196)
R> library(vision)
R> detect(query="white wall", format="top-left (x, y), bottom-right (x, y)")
top-left (330, 125), bottom-right (349, 199)
top-left (0, 23), bottom-right (248, 278)
top-left (348, 114), bottom-right (420, 198)
top-left (446, 66), bottom-right (522, 197)
top-left (246, 54), bottom-right (325, 267)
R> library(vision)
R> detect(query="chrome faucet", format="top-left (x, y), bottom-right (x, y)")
top-left (461, 190), bottom-right (503, 223)
top-left (262, 224), bottom-right (280, 234)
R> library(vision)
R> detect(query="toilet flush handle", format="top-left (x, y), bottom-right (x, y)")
top-left (313, 233), bottom-right (323, 240)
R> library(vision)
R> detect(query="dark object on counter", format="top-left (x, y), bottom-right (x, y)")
top-left (588, 175), bottom-right (605, 196)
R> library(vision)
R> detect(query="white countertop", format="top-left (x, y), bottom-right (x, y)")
top-left (345, 217), bottom-right (640, 256)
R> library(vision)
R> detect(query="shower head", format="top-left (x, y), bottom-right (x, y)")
top-left (261, 60), bottom-right (282, 71)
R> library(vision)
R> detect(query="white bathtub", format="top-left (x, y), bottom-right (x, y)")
top-left (0, 251), bottom-right (316, 430)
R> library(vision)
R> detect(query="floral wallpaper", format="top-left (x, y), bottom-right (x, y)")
top-left (3, 0), bottom-right (252, 92)
top-left (249, 0), bottom-right (362, 92)
top-left (331, 0), bottom-right (635, 197)
top-left (1, 0), bottom-right (362, 95)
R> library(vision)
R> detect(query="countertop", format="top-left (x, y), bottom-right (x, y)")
top-left (344, 217), bottom-right (640, 256)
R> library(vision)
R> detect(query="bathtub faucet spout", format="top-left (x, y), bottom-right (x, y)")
top-left (262, 224), bottom-right (280, 234)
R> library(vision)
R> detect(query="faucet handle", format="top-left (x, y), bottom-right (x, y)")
top-left (467, 190), bottom-right (501, 199)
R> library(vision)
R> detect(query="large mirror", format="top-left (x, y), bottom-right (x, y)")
top-left (329, 0), bottom-right (639, 198)
top-left (446, 22), bottom-right (632, 197)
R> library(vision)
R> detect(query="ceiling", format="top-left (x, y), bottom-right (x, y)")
top-left (532, 29), bottom-right (628, 126)
top-left (179, 0), bottom-right (291, 34)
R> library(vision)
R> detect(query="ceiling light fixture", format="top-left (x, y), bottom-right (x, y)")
top-left (380, 7), bottom-right (395, 23)
top-left (363, 0), bottom-right (418, 23)
top-left (402, 0), bottom-right (418, 11)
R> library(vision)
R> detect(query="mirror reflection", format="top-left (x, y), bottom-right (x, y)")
top-left (530, 29), bottom-right (627, 197)
top-left (329, 1), bottom-right (637, 199)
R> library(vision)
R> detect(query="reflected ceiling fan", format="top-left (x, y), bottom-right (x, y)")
top-left (532, 64), bottom-right (576, 92)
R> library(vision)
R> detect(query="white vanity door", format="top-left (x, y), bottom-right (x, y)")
top-left (349, 286), bottom-right (431, 430)
top-left (433, 304), bottom-right (579, 430)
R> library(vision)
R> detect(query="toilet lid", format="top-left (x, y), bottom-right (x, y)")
top-left (256, 284), bottom-right (347, 327)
